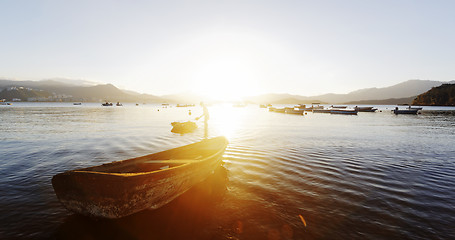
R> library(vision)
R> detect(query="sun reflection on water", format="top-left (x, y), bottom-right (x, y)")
top-left (209, 104), bottom-right (250, 140)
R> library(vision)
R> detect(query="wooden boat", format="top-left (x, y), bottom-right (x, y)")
top-left (52, 137), bottom-right (228, 219)
top-left (171, 121), bottom-right (198, 134)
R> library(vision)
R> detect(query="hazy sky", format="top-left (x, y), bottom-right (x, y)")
top-left (1, 0), bottom-right (454, 99)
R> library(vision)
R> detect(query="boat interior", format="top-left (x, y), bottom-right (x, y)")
top-left (75, 137), bottom-right (227, 174)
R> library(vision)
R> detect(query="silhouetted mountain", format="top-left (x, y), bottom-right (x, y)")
top-left (0, 79), bottom-right (164, 102)
top-left (412, 84), bottom-right (455, 106)
top-left (0, 87), bottom-right (52, 101)
top-left (345, 96), bottom-right (417, 105)
top-left (2, 78), bottom-right (453, 104)
top-left (315, 80), bottom-right (454, 103)
top-left (246, 80), bottom-right (454, 104)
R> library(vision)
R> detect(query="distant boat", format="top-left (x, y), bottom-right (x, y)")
top-left (116, 102), bottom-right (123, 106)
top-left (331, 105), bottom-right (347, 109)
top-left (269, 107), bottom-right (285, 113)
top-left (313, 108), bottom-right (332, 113)
top-left (330, 108), bottom-right (358, 115)
top-left (102, 102), bottom-right (113, 106)
top-left (176, 104), bottom-right (195, 107)
top-left (285, 107), bottom-right (304, 115)
top-left (0, 99), bottom-right (12, 105)
top-left (73, 102), bottom-right (82, 105)
top-left (409, 106), bottom-right (423, 110)
top-left (354, 106), bottom-right (377, 112)
top-left (52, 137), bottom-right (228, 219)
top-left (393, 107), bottom-right (419, 115)
top-left (233, 103), bottom-right (246, 108)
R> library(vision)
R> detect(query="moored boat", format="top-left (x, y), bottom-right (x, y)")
top-left (52, 137), bottom-right (228, 219)
top-left (0, 99), bottom-right (12, 105)
top-left (102, 102), bottom-right (113, 106)
top-left (273, 108), bottom-right (286, 113)
top-left (171, 121), bottom-right (198, 134)
top-left (354, 106), bottom-right (377, 112)
top-left (285, 107), bottom-right (304, 115)
top-left (313, 108), bottom-right (332, 113)
top-left (393, 107), bottom-right (419, 114)
top-left (330, 108), bottom-right (358, 115)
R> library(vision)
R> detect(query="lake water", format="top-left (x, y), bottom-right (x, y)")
top-left (1, 103), bottom-right (455, 239)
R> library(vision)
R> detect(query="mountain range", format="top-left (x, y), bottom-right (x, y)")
top-left (246, 80), bottom-right (455, 104)
top-left (1, 78), bottom-right (453, 104)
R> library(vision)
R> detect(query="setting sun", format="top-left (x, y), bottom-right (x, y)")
top-left (190, 57), bottom-right (263, 101)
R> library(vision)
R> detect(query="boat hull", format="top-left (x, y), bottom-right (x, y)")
top-left (393, 109), bottom-right (419, 114)
top-left (52, 137), bottom-right (228, 218)
top-left (330, 109), bottom-right (358, 115)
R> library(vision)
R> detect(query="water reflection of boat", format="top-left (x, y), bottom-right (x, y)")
top-left (52, 137), bottom-right (228, 219)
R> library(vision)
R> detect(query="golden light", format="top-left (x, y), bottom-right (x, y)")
top-left (209, 104), bottom-right (248, 139)
top-left (191, 56), bottom-right (263, 101)
top-left (178, 31), bottom-right (269, 101)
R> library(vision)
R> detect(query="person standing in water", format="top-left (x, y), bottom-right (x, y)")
top-left (196, 102), bottom-right (209, 138)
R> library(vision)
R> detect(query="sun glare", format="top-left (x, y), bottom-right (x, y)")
top-left (191, 59), bottom-right (260, 101)
top-left (179, 32), bottom-right (268, 101)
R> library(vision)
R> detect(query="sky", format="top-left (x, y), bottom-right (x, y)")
top-left (1, 0), bottom-right (454, 100)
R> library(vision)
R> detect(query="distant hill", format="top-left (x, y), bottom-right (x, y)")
top-left (412, 84), bottom-right (455, 106)
top-left (1, 78), bottom-right (453, 104)
top-left (0, 87), bottom-right (52, 101)
top-left (0, 79), bottom-right (165, 102)
top-left (315, 80), bottom-right (454, 103)
top-left (245, 80), bottom-right (453, 104)
top-left (345, 96), bottom-right (417, 105)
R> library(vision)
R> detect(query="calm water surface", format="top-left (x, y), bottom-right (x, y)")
top-left (1, 103), bottom-right (455, 239)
